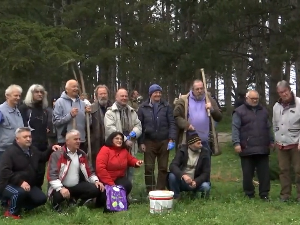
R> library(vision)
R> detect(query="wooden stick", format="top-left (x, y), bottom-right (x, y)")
top-left (200, 68), bottom-right (221, 156)
top-left (200, 68), bottom-right (211, 117)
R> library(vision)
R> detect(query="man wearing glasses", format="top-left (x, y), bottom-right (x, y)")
top-left (232, 90), bottom-right (274, 201)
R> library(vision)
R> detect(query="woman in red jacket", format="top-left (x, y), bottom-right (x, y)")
top-left (96, 131), bottom-right (143, 199)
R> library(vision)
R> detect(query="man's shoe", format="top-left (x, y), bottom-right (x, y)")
top-left (53, 203), bottom-right (62, 213)
top-left (4, 210), bottom-right (21, 219)
top-left (67, 198), bottom-right (77, 207)
top-left (261, 196), bottom-right (270, 202)
top-left (78, 198), bottom-right (93, 206)
top-left (280, 197), bottom-right (289, 202)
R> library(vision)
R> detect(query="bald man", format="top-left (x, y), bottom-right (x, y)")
top-left (104, 88), bottom-right (142, 201)
top-left (52, 80), bottom-right (91, 152)
top-left (232, 90), bottom-right (274, 201)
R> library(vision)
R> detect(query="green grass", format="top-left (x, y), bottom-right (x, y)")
top-left (216, 114), bottom-right (231, 133)
top-left (1, 143), bottom-right (299, 224)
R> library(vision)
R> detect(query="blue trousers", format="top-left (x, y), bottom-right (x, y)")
top-left (168, 173), bottom-right (211, 199)
top-left (2, 185), bottom-right (47, 215)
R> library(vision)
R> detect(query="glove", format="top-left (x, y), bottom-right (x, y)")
top-left (129, 131), bottom-right (136, 138)
top-left (167, 142), bottom-right (175, 150)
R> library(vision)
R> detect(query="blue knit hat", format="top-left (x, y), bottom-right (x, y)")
top-left (149, 84), bottom-right (162, 96)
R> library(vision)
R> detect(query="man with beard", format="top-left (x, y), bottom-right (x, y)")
top-left (90, 85), bottom-right (112, 168)
top-left (19, 84), bottom-right (49, 189)
top-left (52, 80), bottom-right (91, 152)
top-left (174, 79), bottom-right (222, 154)
top-left (232, 90), bottom-right (273, 200)
top-left (0, 85), bottom-right (24, 159)
top-left (273, 80), bottom-right (300, 202)
top-left (128, 90), bottom-right (142, 111)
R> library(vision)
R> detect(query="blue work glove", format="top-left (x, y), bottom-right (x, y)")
top-left (167, 142), bottom-right (175, 150)
top-left (129, 131), bottom-right (136, 138)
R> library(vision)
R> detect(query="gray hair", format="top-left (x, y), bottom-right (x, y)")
top-left (5, 84), bottom-right (22, 96)
top-left (277, 80), bottom-right (291, 90)
top-left (246, 90), bottom-right (259, 98)
top-left (66, 129), bottom-right (80, 140)
top-left (191, 79), bottom-right (203, 90)
top-left (15, 127), bottom-right (31, 136)
top-left (23, 84), bottom-right (48, 109)
top-left (94, 84), bottom-right (109, 99)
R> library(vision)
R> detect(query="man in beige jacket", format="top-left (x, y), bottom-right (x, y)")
top-left (104, 88), bottom-right (142, 200)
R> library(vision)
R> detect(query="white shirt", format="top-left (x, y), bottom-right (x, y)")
top-left (83, 99), bottom-right (91, 106)
top-left (62, 148), bottom-right (80, 187)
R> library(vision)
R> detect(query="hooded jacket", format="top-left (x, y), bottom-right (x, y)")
top-left (52, 92), bottom-right (88, 143)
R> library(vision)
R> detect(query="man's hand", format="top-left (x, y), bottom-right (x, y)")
top-left (205, 102), bottom-right (212, 110)
top-left (234, 145), bottom-right (242, 153)
top-left (126, 139), bottom-right (133, 148)
top-left (70, 108), bottom-right (79, 117)
top-left (60, 187), bottom-right (70, 199)
top-left (189, 181), bottom-right (197, 188)
top-left (135, 160), bottom-right (144, 167)
top-left (95, 181), bottom-right (105, 192)
top-left (298, 144), bottom-right (300, 151)
top-left (139, 144), bottom-right (146, 152)
top-left (21, 181), bottom-right (30, 192)
top-left (182, 175), bottom-right (193, 185)
top-left (52, 145), bottom-right (61, 151)
top-left (188, 124), bottom-right (195, 131)
top-left (46, 128), bottom-right (50, 133)
top-left (85, 105), bottom-right (91, 114)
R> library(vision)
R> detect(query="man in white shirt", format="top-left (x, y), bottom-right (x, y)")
top-left (47, 129), bottom-right (104, 212)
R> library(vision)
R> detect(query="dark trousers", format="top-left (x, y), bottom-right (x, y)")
top-left (277, 147), bottom-right (300, 199)
top-left (2, 185), bottom-right (47, 215)
top-left (96, 177), bottom-right (132, 210)
top-left (52, 181), bottom-right (100, 206)
top-left (240, 154), bottom-right (270, 198)
top-left (35, 146), bottom-right (48, 189)
top-left (58, 142), bottom-right (87, 153)
top-left (144, 139), bottom-right (169, 192)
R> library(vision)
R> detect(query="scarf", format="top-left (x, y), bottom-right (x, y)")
top-left (115, 102), bottom-right (130, 134)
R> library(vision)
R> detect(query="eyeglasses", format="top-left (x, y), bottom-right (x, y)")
top-left (249, 97), bottom-right (259, 101)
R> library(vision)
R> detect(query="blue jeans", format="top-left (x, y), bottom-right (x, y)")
top-left (168, 173), bottom-right (211, 199)
top-left (2, 185), bottom-right (47, 215)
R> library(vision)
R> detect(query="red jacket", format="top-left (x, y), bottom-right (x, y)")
top-left (96, 146), bottom-right (138, 185)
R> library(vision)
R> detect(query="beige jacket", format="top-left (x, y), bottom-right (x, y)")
top-left (104, 103), bottom-right (142, 155)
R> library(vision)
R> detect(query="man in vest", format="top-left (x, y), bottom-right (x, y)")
top-left (232, 90), bottom-right (273, 200)
top-left (273, 80), bottom-right (300, 202)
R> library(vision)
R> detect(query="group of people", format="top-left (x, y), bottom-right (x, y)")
top-left (0, 78), bottom-right (221, 219)
top-left (232, 80), bottom-right (300, 202)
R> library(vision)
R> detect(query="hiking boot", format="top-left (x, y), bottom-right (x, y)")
top-left (4, 210), bottom-right (21, 219)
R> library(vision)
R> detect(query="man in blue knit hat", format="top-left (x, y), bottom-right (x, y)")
top-left (137, 84), bottom-right (177, 192)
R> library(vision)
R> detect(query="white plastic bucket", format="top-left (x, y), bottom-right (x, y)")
top-left (149, 190), bottom-right (174, 214)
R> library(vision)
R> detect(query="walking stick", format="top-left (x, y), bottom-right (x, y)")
top-left (200, 68), bottom-right (221, 156)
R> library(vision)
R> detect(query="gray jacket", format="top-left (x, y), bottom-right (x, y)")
top-left (0, 102), bottom-right (24, 152)
top-left (273, 95), bottom-right (300, 146)
top-left (52, 92), bottom-right (88, 143)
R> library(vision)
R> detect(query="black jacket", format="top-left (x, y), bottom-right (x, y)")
top-left (18, 103), bottom-right (48, 150)
top-left (137, 99), bottom-right (177, 143)
top-left (0, 141), bottom-right (53, 193)
top-left (169, 144), bottom-right (210, 187)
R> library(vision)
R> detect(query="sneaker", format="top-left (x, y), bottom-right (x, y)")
top-left (52, 203), bottom-right (62, 213)
top-left (4, 210), bottom-right (21, 219)
top-left (67, 198), bottom-right (77, 207)
top-left (78, 198), bottom-right (93, 206)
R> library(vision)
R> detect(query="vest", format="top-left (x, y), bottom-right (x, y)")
top-left (234, 104), bottom-right (270, 156)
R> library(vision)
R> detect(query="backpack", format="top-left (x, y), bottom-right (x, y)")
top-left (105, 185), bottom-right (128, 212)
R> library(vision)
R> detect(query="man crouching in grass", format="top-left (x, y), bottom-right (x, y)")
top-left (168, 131), bottom-right (211, 200)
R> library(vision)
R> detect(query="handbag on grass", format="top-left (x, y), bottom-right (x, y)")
top-left (105, 185), bottom-right (128, 212)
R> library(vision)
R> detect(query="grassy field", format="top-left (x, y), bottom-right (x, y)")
top-left (1, 119), bottom-right (299, 224)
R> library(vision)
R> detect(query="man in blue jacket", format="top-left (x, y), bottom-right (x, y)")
top-left (137, 84), bottom-right (177, 192)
